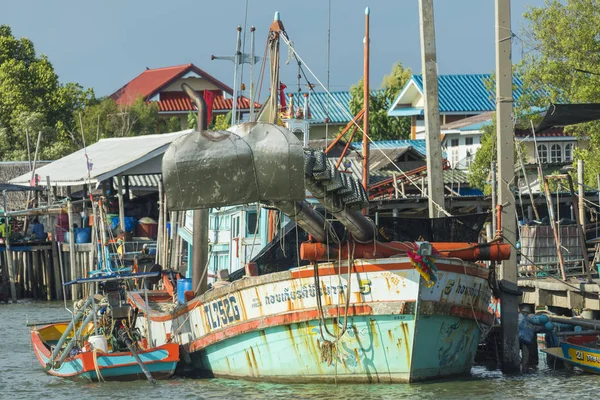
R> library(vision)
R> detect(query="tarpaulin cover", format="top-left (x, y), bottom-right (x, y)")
top-left (162, 122), bottom-right (305, 211)
top-left (536, 103), bottom-right (600, 132)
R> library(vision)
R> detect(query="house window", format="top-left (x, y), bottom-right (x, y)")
top-left (565, 143), bottom-right (573, 162)
top-left (537, 144), bottom-right (548, 163)
top-left (551, 144), bottom-right (562, 163)
top-left (450, 139), bottom-right (459, 167)
top-left (246, 211), bottom-right (258, 235)
top-left (209, 215), bottom-right (217, 230)
top-left (465, 138), bottom-right (474, 168)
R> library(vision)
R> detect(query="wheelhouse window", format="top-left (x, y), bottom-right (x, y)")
top-left (246, 211), bottom-right (258, 235)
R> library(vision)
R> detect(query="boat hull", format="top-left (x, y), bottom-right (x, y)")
top-left (543, 335), bottom-right (600, 374)
top-left (131, 257), bottom-right (492, 383)
top-left (31, 325), bottom-right (179, 382)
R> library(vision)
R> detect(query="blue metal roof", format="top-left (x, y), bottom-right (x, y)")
top-left (353, 139), bottom-right (428, 157)
top-left (287, 90), bottom-right (382, 125)
top-left (391, 74), bottom-right (524, 115)
top-left (286, 91), bottom-right (351, 124)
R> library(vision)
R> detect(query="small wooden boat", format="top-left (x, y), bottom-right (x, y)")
top-left (31, 322), bottom-right (179, 381)
top-left (543, 335), bottom-right (600, 373)
top-left (30, 271), bottom-right (179, 382)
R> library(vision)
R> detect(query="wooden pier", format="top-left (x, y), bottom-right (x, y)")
top-left (0, 242), bottom-right (96, 302)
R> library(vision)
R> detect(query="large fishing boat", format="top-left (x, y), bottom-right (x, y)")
top-left (128, 12), bottom-right (510, 383)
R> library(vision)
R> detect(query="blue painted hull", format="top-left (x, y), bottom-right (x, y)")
top-left (136, 258), bottom-right (491, 383)
top-left (31, 326), bottom-right (179, 382)
top-left (190, 314), bottom-right (481, 383)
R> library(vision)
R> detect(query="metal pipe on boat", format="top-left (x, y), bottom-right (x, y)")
top-left (548, 315), bottom-right (600, 331)
top-left (120, 333), bottom-right (156, 385)
top-left (303, 178), bottom-right (375, 243)
top-left (181, 83), bottom-right (211, 296)
top-left (51, 308), bottom-right (96, 369)
top-left (143, 284), bottom-right (153, 347)
top-left (556, 330), bottom-right (600, 337)
top-left (46, 295), bottom-right (94, 367)
top-left (273, 201), bottom-right (331, 243)
top-left (92, 283), bottom-right (98, 336)
top-left (300, 241), bottom-right (511, 262)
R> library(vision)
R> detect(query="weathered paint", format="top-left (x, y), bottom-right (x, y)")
top-left (31, 324), bottom-right (179, 381)
top-left (131, 257), bottom-right (492, 382)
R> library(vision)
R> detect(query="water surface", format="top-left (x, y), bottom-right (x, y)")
top-left (1, 301), bottom-right (597, 399)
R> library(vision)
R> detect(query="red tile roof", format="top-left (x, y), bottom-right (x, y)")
top-left (110, 63), bottom-right (234, 106)
top-left (515, 127), bottom-right (571, 138)
top-left (156, 92), bottom-right (259, 112)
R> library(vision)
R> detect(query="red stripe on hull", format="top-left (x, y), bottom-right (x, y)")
top-left (188, 301), bottom-right (491, 353)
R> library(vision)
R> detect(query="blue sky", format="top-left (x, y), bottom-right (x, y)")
top-left (3, 0), bottom-right (546, 98)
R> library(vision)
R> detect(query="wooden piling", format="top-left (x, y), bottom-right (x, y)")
top-left (5, 241), bottom-right (17, 303)
top-left (44, 249), bottom-right (52, 300)
top-left (52, 235), bottom-right (62, 301)
top-left (68, 200), bottom-right (77, 300)
top-left (32, 251), bottom-right (39, 299)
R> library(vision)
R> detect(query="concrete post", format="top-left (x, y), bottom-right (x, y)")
top-left (117, 175), bottom-right (125, 233)
top-left (418, 0), bottom-right (445, 218)
top-left (578, 160), bottom-right (585, 227)
top-left (491, 161), bottom-right (497, 236)
top-left (495, 0), bottom-right (520, 374)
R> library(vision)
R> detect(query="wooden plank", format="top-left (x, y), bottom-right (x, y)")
top-left (31, 251), bottom-right (39, 299)
top-left (68, 200), bottom-right (76, 300)
top-left (5, 241), bottom-right (17, 302)
top-left (52, 236), bottom-right (62, 301)
top-left (44, 249), bottom-right (52, 300)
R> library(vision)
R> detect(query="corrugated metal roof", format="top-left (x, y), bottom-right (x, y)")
top-left (156, 93), bottom-right (257, 112)
top-left (10, 131), bottom-right (191, 187)
top-left (441, 111), bottom-right (494, 131)
top-left (115, 174), bottom-right (161, 188)
top-left (353, 140), bottom-right (428, 157)
top-left (390, 74), bottom-right (524, 115)
top-left (515, 127), bottom-right (571, 138)
top-left (370, 168), bottom-right (472, 185)
top-left (286, 91), bottom-right (352, 124)
top-left (285, 90), bottom-right (382, 125)
top-left (413, 74), bottom-right (523, 112)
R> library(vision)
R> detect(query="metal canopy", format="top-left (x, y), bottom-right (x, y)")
top-left (0, 183), bottom-right (45, 192)
top-left (9, 130), bottom-right (192, 187)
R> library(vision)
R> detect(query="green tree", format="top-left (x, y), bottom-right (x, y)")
top-left (159, 116), bottom-right (182, 133)
top-left (467, 118), bottom-right (496, 194)
top-left (518, 0), bottom-right (600, 185)
top-left (348, 62), bottom-right (412, 141)
top-left (75, 96), bottom-right (160, 143)
top-left (0, 25), bottom-right (95, 160)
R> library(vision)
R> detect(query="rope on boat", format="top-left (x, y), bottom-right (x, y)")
top-left (92, 349), bottom-right (105, 382)
top-left (313, 241), bottom-right (355, 372)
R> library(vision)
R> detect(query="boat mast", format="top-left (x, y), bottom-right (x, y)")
top-left (362, 7), bottom-right (370, 191)
top-left (418, 0), bottom-right (445, 217)
top-left (268, 12), bottom-right (284, 124)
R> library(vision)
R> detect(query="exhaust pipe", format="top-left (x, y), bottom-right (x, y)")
top-left (181, 83), bottom-right (207, 131)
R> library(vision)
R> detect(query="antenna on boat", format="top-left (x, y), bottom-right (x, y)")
top-left (362, 6), bottom-right (370, 193)
top-left (212, 25), bottom-right (261, 125)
